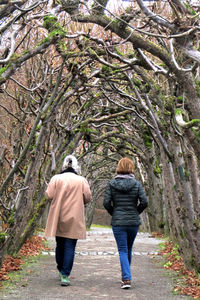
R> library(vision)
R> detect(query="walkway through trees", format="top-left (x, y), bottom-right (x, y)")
top-left (1, 227), bottom-right (189, 300)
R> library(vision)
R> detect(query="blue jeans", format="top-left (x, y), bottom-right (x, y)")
top-left (112, 225), bottom-right (139, 281)
top-left (55, 236), bottom-right (77, 276)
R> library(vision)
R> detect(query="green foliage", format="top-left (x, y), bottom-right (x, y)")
top-left (164, 261), bottom-right (172, 268)
top-left (172, 244), bottom-right (179, 253)
top-left (158, 242), bottom-right (166, 251)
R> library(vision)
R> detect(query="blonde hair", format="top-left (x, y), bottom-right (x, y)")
top-left (116, 157), bottom-right (134, 174)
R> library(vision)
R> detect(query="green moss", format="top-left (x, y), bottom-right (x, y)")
top-left (184, 169), bottom-right (190, 181)
top-left (40, 15), bottom-right (66, 46)
top-left (0, 232), bottom-right (7, 243)
top-left (111, 137), bottom-right (120, 144)
top-left (177, 96), bottom-right (183, 101)
top-left (8, 212), bottom-right (15, 227)
top-left (21, 196), bottom-right (46, 238)
top-left (180, 228), bottom-right (186, 238)
top-left (154, 159), bottom-right (162, 177)
top-left (0, 65), bottom-right (9, 77)
top-left (22, 49), bottom-right (29, 55)
top-left (101, 65), bottom-right (111, 75)
top-left (195, 79), bottom-right (200, 97)
top-left (143, 130), bottom-right (153, 149)
top-left (29, 145), bottom-right (35, 151)
top-left (88, 48), bottom-right (98, 57)
top-left (67, 141), bottom-right (75, 154)
top-left (158, 220), bottom-right (165, 229)
top-left (9, 53), bottom-right (20, 62)
top-left (154, 84), bottom-right (161, 92)
top-left (43, 16), bottom-right (65, 34)
top-left (192, 128), bottom-right (200, 144)
top-left (49, 29), bottom-right (66, 38)
top-left (39, 28), bottom-right (65, 46)
top-left (163, 95), bottom-right (176, 111)
top-left (188, 119), bottom-right (200, 126)
top-left (178, 165), bottom-right (185, 181)
top-left (175, 108), bottom-right (183, 116)
top-left (84, 102), bottom-right (90, 109)
top-left (193, 218), bottom-right (200, 229)
top-left (36, 124), bottom-right (42, 131)
top-left (114, 46), bottom-right (124, 56)
top-left (189, 254), bottom-right (196, 268)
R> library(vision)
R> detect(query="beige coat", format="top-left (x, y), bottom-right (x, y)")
top-left (44, 172), bottom-right (92, 239)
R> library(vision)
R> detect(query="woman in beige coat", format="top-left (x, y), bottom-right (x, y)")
top-left (45, 155), bottom-right (92, 286)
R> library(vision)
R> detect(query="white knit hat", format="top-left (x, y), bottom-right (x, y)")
top-left (62, 154), bottom-right (80, 174)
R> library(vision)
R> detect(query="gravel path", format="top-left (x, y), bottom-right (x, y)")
top-left (1, 227), bottom-right (190, 300)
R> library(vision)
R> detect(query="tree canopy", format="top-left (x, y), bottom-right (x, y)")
top-left (0, 0), bottom-right (200, 272)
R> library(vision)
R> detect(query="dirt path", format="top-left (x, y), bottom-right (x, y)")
top-left (1, 227), bottom-right (190, 300)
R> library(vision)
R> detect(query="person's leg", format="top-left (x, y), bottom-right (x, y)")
top-left (112, 226), bottom-right (131, 281)
top-left (127, 226), bottom-right (139, 265)
top-left (55, 236), bottom-right (64, 272)
top-left (61, 237), bottom-right (77, 276)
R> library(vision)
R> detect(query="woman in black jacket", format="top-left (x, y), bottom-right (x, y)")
top-left (103, 157), bottom-right (148, 289)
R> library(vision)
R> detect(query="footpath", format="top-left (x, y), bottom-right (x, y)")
top-left (1, 227), bottom-right (190, 300)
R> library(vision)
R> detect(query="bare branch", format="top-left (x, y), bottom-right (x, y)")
top-left (135, 0), bottom-right (174, 30)
top-left (169, 39), bottom-right (195, 72)
top-left (137, 48), bottom-right (168, 74)
top-left (0, 25), bottom-right (24, 64)
top-left (0, 103), bottom-right (24, 123)
top-left (10, 65), bottom-right (49, 92)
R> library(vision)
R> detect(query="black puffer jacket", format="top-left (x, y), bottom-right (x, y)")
top-left (103, 176), bottom-right (148, 226)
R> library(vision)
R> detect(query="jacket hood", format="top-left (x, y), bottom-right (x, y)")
top-left (110, 177), bottom-right (137, 192)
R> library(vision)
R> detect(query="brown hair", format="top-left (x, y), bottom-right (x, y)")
top-left (116, 157), bottom-right (134, 174)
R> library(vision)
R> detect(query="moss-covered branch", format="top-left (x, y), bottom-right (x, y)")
top-left (175, 109), bottom-right (200, 129)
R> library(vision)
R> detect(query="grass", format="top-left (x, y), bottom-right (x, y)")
top-left (91, 224), bottom-right (111, 229)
